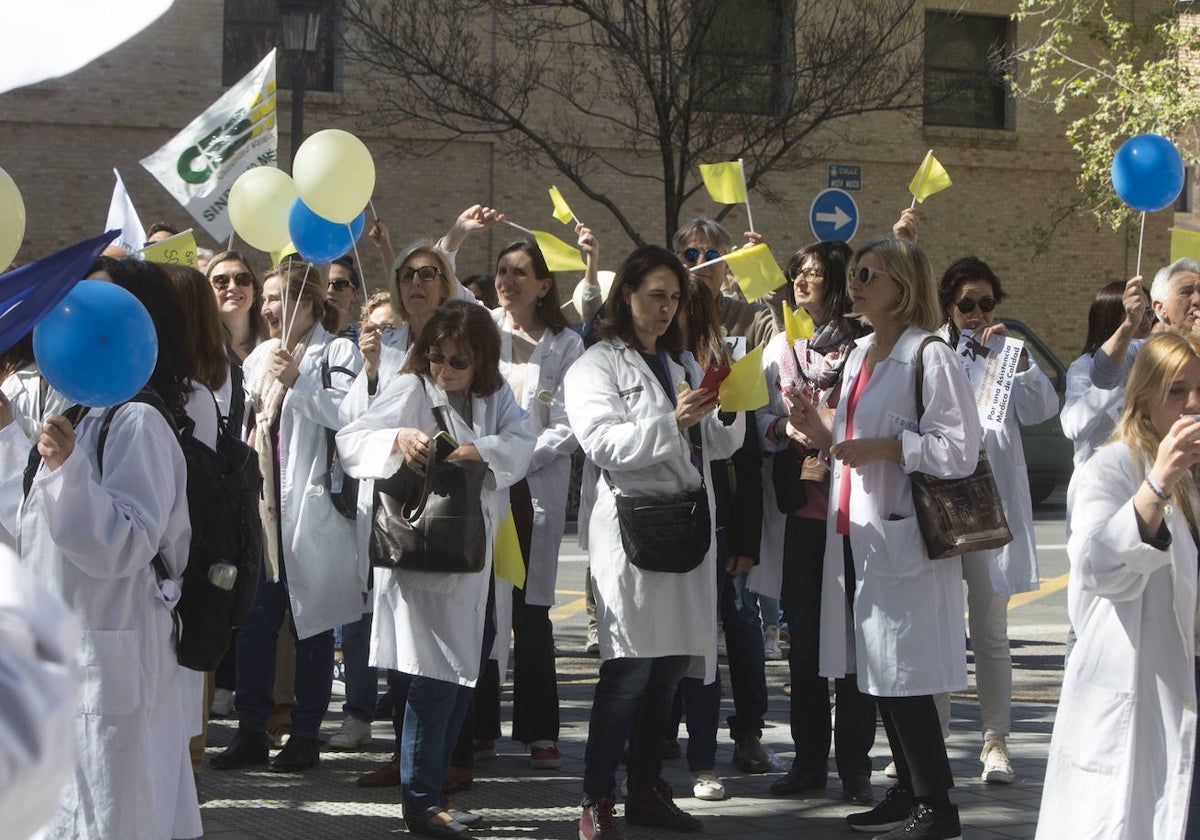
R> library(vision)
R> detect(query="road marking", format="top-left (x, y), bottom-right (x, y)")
top-left (550, 596), bottom-right (587, 622)
top-left (1009, 573), bottom-right (1070, 610)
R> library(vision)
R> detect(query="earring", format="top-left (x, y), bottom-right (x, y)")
top-left (536, 296), bottom-right (545, 309)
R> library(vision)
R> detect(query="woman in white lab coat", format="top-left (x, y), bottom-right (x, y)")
top-left (0, 261), bottom-right (200, 839)
top-left (565, 245), bottom-right (742, 838)
top-left (1037, 331), bottom-right (1200, 840)
top-left (790, 236), bottom-right (979, 838)
top-left (211, 260), bottom-right (362, 774)
top-left (932, 257), bottom-right (1059, 785)
top-left (337, 299), bottom-right (534, 837)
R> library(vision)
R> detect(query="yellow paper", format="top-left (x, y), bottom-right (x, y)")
top-left (1171, 228), bottom-right (1200, 262)
top-left (717, 344), bottom-right (769, 412)
top-left (908, 150), bottom-right (952, 203)
top-left (699, 161), bottom-right (748, 204)
top-left (723, 243), bottom-right (786, 302)
top-left (141, 229), bottom-right (197, 268)
top-left (270, 241), bottom-right (297, 267)
top-left (532, 230), bottom-right (587, 272)
top-left (783, 305), bottom-right (814, 343)
top-left (548, 186), bottom-right (574, 225)
top-left (493, 509), bottom-right (526, 588)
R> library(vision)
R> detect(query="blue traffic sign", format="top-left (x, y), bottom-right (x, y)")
top-left (809, 188), bottom-right (858, 243)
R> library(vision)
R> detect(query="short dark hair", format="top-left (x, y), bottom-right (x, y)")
top-left (938, 256), bottom-right (1007, 317)
top-left (462, 274), bottom-right (499, 309)
top-left (495, 240), bottom-right (569, 333)
top-left (402, 299), bottom-right (504, 397)
top-left (784, 240), bottom-right (854, 328)
top-left (331, 255), bottom-right (361, 289)
top-left (145, 221), bottom-right (180, 241)
top-left (596, 245), bottom-right (690, 357)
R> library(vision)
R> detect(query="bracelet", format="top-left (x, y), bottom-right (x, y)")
top-left (1145, 474), bottom-right (1171, 501)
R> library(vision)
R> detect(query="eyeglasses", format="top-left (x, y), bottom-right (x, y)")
top-left (793, 268), bottom-right (823, 281)
top-left (399, 265), bottom-right (443, 284)
top-left (681, 247), bottom-right (722, 265)
top-left (328, 279), bottom-right (356, 292)
top-left (955, 296), bottom-right (997, 314)
top-left (425, 351), bottom-right (473, 370)
top-left (210, 271), bottom-right (253, 289)
top-left (853, 266), bottom-right (889, 286)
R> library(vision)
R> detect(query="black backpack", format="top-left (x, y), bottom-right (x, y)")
top-left (321, 341), bottom-right (359, 519)
top-left (25, 388), bottom-right (264, 671)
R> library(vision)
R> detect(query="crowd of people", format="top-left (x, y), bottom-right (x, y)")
top-left (4, 199), bottom-right (1200, 840)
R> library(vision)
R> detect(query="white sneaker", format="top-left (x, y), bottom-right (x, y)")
top-left (884, 760), bottom-right (898, 778)
top-left (763, 625), bottom-right (783, 660)
top-left (210, 687), bottom-right (234, 717)
top-left (585, 625), bottom-right (600, 655)
top-left (981, 739), bottom-right (1015, 784)
top-left (692, 771), bottom-right (726, 801)
top-left (327, 716), bottom-right (373, 750)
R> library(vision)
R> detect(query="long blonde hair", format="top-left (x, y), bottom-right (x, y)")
top-left (1114, 331), bottom-right (1200, 531)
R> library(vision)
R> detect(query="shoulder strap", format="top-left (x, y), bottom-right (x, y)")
top-left (227, 360), bottom-right (245, 436)
top-left (913, 336), bottom-right (947, 425)
top-left (23, 403), bottom-right (89, 497)
top-left (96, 389), bottom-right (182, 475)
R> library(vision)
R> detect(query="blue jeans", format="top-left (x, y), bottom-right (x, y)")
top-left (583, 656), bottom-right (691, 803)
top-left (401, 675), bottom-right (474, 815)
top-left (341, 611), bottom-right (376, 723)
top-left (759, 594), bottom-right (782, 628)
top-left (234, 564), bottom-right (335, 740)
top-left (723, 568), bottom-right (768, 740)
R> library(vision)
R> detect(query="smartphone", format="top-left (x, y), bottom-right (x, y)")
top-left (433, 430), bottom-right (458, 461)
top-left (698, 364), bottom-right (731, 393)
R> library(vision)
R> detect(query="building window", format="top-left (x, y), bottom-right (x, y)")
top-left (924, 11), bottom-right (1014, 130)
top-left (697, 0), bottom-right (794, 116)
top-left (223, 0), bottom-right (337, 91)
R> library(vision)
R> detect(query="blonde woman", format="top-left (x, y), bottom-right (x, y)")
top-left (1038, 332), bottom-right (1200, 839)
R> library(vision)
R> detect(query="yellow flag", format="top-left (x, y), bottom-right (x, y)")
top-left (270, 240), bottom-right (297, 267)
top-left (532, 230), bottom-right (587, 272)
top-left (699, 161), bottom-right (748, 204)
top-left (783, 305), bottom-right (814, 343)
top-left (908, 150), bottom-right (952, 203)
top-left (548, 186), bottom-right (574, 225)
top-left (723, 243), bottom-right (786, 302)
top-left (1171, 228), bottom-right (1200, 262)
top-left (141, 229), bottom-right (198, 268)
top-left (717, 344), bottom-right (768, 412)
top-left (493, 509), bottom-right (526, 588)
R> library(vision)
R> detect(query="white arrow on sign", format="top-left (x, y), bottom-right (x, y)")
top-left (815, 205), bottom-right (852, 230)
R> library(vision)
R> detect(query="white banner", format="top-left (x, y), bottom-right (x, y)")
top-left (105, 168), bottom-right (146, 254)
top-left (140, 50), bottom-right (277, 243)
top-left (953, 332), bottom-right (1024, 431)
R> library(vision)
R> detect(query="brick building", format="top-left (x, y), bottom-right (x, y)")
top-left (0, 0), bottom-right (1175, 362)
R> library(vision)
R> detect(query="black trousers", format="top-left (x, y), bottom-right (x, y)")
top-left (875, 695), bottom-right (954, 798)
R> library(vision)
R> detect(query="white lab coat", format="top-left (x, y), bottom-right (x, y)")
top-left (1036, 442), bottom-right (1198, 840)
top-left (746, 331), bottom-right (795, 599)
top-left (493, 310), bottom-right (584, 606)
top-left (0, 402), bottom-right (200, 840)
top-left (564, 339), bottom-right (744, 685)
top-left (939, 327), bottom-right (1059, 595)
top-left (1060, 341), bottom-right (1143, 471)
top-left (243, 325), bottom-right (364, 640)
top-left (819, 327), bottom-right (979, 697)
top-left (0, 542), bottom-right (79, 840)
top-left (0, 366), bottom-right (68, 446)
top-left (336, 373), bottom-right (535, 686)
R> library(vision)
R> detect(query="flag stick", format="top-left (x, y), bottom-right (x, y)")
top-left (739, 159), bottom-right (755, 233)
top-left (1136, 211), bottom-right (1146, 279)
top-left (552, 185), bottom-right (581, 225)
top-left (503, 220), bottom-right (535, 236)
top-left (228, 230), bottom-right (236, 251)
top-left (910, 149), bottom-right (932, 209)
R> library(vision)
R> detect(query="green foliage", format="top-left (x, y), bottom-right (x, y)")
top-left (1012, 0), bottom-right (1200, 232)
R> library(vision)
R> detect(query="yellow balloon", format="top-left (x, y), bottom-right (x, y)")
top-left (228, 166), bottom-right (297, 252)
top-left (0, 166), bottom-right (26, 268)
top-left (292, 129), bottom-right (375, 224)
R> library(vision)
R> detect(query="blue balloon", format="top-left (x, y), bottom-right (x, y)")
top-left (1111, 133), bottom-right (1185, 212)
top-left (288, 199), bottom-right (365, 264)
top-left (33, 280), bottom-right (158, 407)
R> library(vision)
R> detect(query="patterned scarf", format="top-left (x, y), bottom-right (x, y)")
top-left (778, 320), bottom-right (859, 406)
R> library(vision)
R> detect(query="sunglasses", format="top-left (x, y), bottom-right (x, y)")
top-left (399, 265), bottom-right (443, 284)
top-left (955, 296), bottom-right (997, 314)
top-left (425, 351), bottom-right (472, 370)
top-left (328, 278), bottom-right (357, 292)
top-left (793, 267), bottom-right (823, 281)
top-left (853, 266), bottom-right (889, 286)
top-left (682, 247), bottom-right (722, 265)
top-left (210, 271), bottom-right (253, 289)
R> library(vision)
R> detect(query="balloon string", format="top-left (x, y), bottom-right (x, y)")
top-left (348, 223), bottom-right (368, 296)
top-left (285, 261), bottom-right (311, 348)
top-left (282, 255), bottom-right (293, 347)
top-left (1137, 211), bottom-right (1146, 279)
top-left (227, 230), bottom-right (235, 251)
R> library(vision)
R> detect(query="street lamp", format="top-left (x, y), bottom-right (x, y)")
top-left (278, 0), bottom-right (323, 170)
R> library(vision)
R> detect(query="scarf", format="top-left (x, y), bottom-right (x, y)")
top-left (778, 319), bottom-right (858, 407)
top-left (248, 333), bottom-right (311, 582)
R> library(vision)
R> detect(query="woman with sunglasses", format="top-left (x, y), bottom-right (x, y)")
top-left (788, 236), bottom-right (978, 839)
top-left (337, 299), bottom-right (534, 838)
top-left (206, 250), bottom-right (268, 432)
top-left (565, 245), bottom-right (742, 839)
top-left (758, 240), bottom-right (877, 805)
top-left (932, 257), bottom-right (1058, 786)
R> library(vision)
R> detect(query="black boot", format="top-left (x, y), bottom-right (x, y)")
top-left (210, 729), bottom-right (270, 771)
top-left (269, 735), bottom-right (320, 772)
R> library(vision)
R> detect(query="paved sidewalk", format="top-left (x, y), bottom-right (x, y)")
top-left (198, 634), bottom-right (1054, 839)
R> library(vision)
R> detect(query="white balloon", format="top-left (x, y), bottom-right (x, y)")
top-left (0, 167), bottom-right (26, 268)
top-left (228, 167), bottom-right (297, 252)
top-left (292, 129), bottom-right (375, 224)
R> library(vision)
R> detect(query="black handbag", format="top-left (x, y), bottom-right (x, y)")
top-left (910, 336), bottom-right (1013, 560)
top-left (369, 404), bottom-right (490, 573)
top-left (771, 446), bottom-right (808, 513)
top-left (604, 471), bottom-right (711, 573)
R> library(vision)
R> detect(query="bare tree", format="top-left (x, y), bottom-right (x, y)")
top-left (343, 0), bottom-right (928, 245)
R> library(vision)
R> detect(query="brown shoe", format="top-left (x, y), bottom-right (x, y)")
top-left (443, 765), bottom-right (473, 794)
top-left (356, 754), bottom-right (400, 788)
top-left (625, 780), bottom-right (701, 832)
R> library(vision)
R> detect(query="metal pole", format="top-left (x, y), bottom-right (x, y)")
top-left (289, 58), bottom-right (307, 171)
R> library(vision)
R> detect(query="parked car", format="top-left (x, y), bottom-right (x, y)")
top-left (1001, 318), bottom-right (1074, 505)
